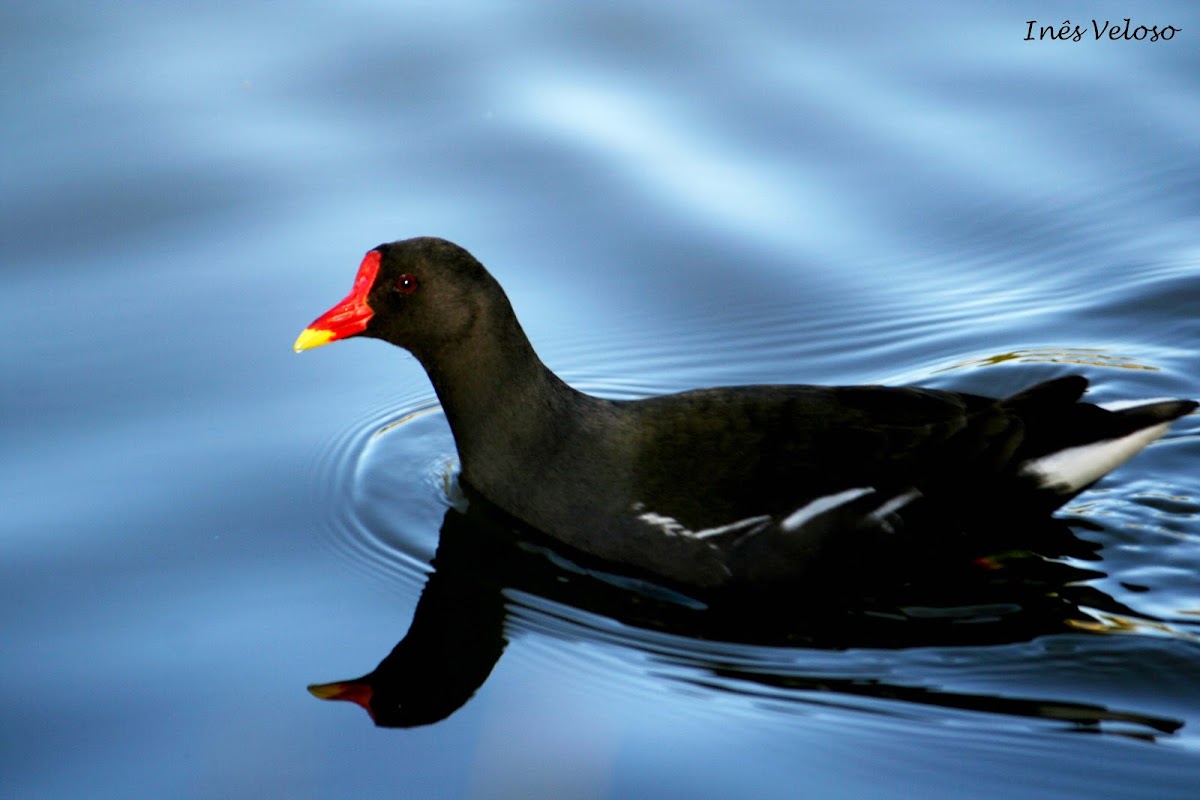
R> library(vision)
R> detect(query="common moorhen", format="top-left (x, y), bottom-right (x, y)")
top-left (295, 237), bottom-right (1196, 589)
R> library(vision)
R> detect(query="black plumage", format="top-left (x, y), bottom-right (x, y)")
top-left (297, 237), bottom-right (1196, 590)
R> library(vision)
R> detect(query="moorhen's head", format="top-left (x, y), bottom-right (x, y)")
top-left (294, 237), bottom-right (507, 358)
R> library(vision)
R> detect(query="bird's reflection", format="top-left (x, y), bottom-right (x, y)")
top-left (309, 489), bottom-right (1182, 738)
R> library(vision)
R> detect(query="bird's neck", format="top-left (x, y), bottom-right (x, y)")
top-left (416, 310), bottom-right (593, 490)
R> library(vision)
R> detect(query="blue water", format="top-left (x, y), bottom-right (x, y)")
top-left (3, 2), bottom-right (1199, 798)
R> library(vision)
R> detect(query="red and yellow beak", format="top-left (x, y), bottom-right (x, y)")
top-left (293, 251), bottom-right (382, 352)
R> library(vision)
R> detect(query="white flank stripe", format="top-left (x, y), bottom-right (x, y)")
top-left (693, 515), bottom-right (772, 540)
top-left (869, 489), bottom-right (922, 522)
top-left (781, 487), bottom-right (875, 532)
top-left (636, 509), bottom-right (772, 540)
top-left (636, 511), bottom-right (691, 538)
top-left (1020, 422), bottom-right (1172, 493)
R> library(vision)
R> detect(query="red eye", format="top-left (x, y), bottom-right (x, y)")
top-left (395, 274), bottom-right (418, 294)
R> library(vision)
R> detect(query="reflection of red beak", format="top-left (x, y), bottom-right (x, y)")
top-left (308, 679), bottom-right (376, 721)
top-left (293, 251), bottom-right (382, 352)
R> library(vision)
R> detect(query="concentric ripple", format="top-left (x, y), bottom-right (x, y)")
top-left (304, 378), bottom-right (658, 595)
top-left (307, 388), bottom-right (457, 593)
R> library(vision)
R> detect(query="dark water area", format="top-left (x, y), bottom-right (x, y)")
top-left (3, 2), bottom-right (1199, 798)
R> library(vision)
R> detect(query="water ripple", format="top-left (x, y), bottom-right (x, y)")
top-left (307, 389), bottom-right (452, 593)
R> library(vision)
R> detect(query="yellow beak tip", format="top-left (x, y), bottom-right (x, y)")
top-left (293, 328), bottom-right (335, 353)
top-left (307, 682), bottom-right (345, 699)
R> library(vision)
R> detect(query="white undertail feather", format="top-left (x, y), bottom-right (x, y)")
top-left (1097, 398), bottom-right (1177, 412)
top-left (1020, 422), bottom-right (1172, 494)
